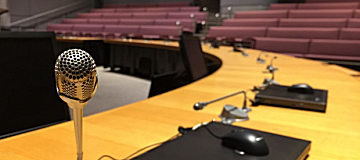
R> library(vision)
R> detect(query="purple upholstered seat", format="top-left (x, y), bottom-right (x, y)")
top-left (347, 18), bottom-right (360, 28)
top-left (62, 18), bottom-right (88, 24)
top-left (154, 19), bottom-right (194, 31)
top-left (139, 25), bottom-right (181, 40)
top-left (88, 19), bottom-right (119, 25)
top-left (339, 28), bottom-right (360, 40)
top-left (117, 8), bottom-right (146, 12)
top-left (132, 12), bottom-right (167, 19)
top-left (234, 10), bottom-right (288, 19)
top-left (222, 19), bottom-right (278, 27)
top-left (77, 13), bottom-right (102, 18)
top-left (254, 37), bottom-right (310, 57)
top-left (119, 19), bottom-right (154, 25)
top-left (354, 9), bottom-right (360, 18)
top-left (90, 8), bottom-right (116, 13)
top-left (269, 3), bottom-right (298, 10)
top-left (306, 39), bottom-right (360, 61)
top-left (146, 7), bottom-right (180, 12)
top-left (103, 25), bottom-right (140, 38)
top-left (278, 18), bottom-right (347, 28)
top-left (206, 26), bottom-right (267, 42)
top-left (72, 24), bottom-right (104, 37)
top-left (46, 24), bottom-right (73, 36)
top-left (297, 2), bottom-right (359, 10)
top-left (102, 13), bottom-right (132, 19)
top-left (266, 27), bottom-right (339, 39)
top-left (288, 9), bottom-right (354, 18)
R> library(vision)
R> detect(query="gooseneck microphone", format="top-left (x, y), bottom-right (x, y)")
top-left (233, 43), bottom-right (249, 57)
top-left (55, 49), bottom-right (98, 160)
top-left (194, 90), bottom-right (246, 110)
top-left (266, 56), bottom-right (278, 73)
top-left (257, 52), bottom-right (267, 64)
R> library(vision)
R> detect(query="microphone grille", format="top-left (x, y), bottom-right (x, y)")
top-left (55, 49), bottom-right (97, 100)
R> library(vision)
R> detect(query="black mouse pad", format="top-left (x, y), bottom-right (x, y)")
top-left (131, 122), bottom-right (311, 160)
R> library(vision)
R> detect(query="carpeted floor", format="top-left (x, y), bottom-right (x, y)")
top-left (83, 67), bottom-right (151, 117)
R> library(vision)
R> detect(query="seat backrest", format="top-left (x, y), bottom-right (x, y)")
top-left (269, 3), bottom-right (298, 10)
top-left (90, 8), bottom-right (116, 13)
top-left (0, 32), bottom-right (70, 139)
top-left (339, 28), bottom-right (360, 40)
top-left (77, 13), bottom-right (102, 18)
top-left (73, 24), bottom-right (104, 32)
top-left (132, 12), bottom-right (168, 19)
top-left (103, 25), bottom-right (140, 34)
top-left (207, 26), bottom-right (267, 39)
top-left (117, 8), bottom-right (146, 12)
top-left (139, 25), bottom-right (180, 36)
top-left (180, 7), bottom-right (200, 12)
top-left (88, 19), bottom-right (119, 25)
top-left (309, 39), bottom-right (360, 56)
top-left (354, 9), bottom-right (360, 18)
top-left (119, 19), bottom-right (155, 25)
top-left (102, 13), bottom-right (132, 18)
top-left (347, 18), bottom-right (360, 27)
top-left (288, 9), bottom-right (354, 18)
top-left (297, 2), bottom-right (359, 10)
top-left (222, 18), bottom-right (278, 27)
top-left (62, 18), bottom-right (88, 24)
top-left (146, 7), bottom-right (180, 12)
top-left (278, 18), bottom-right (347, 28)
top-left (47, 24), bottom-right (73, 31)
top-left (254, 37), bottom-right (310, 55)
top-left (234, 10), bottom-right (289, 19)
top-left (266, 27), bottom-right (339, 39)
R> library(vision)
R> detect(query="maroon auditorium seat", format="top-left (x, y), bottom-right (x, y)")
top-left (269, 3), bottom-right (298, 10)
top-left (306, 39), bottom-right (360, 61)
top-left (90, 8), bottom-right (116, 13)
top-left (146, 7), bottom-right (180, 12)
top-left (132, 12), bottom-right (167, 19)
top-left (77, 13), bottom-right (102, 18)
top-left (206, 26), bottom-right (267, 42)
top-left (339, 28), bottom-right (360, 40)
top-left (180, 7), bottom-right (200, 12)
top-left (103, 25), bottom-right (140, 38)
top-left (116, 8), bottom-right (146, 12)
top-left (157, 2), bottom-right (190, 7)
top-left (222, 19), bottom-right (278, 27)
top-left (62, 18), bottom-right (88, 24)
top-left (72, 24), bottom-right (104, 37)
top-left (234, 10), bottom-right (288, 19)
top-left (297, 2), bottom-right (359, 10)
top-left (102, 4), bottom-right (127, 8)
top-left (266, 27), bottom-right (339, 39)
top-left (306, 0), bottom-right (360, 3)
top-left (278, 18), bottom-right (347, 28)
top-left (354, 9), bottom-right (360, 18)
top-left (139, 25), bottom-right (181, 40)
top-left (119, 19), bottom-right (154, 25)
top-left (347, 18), bottom-right (360, 27)
top-left (46, 24), bottom-right (73, 36)
top-left (288, 9), bottom-right (354, 18)
top-left (167, 12), bottom-right (208, 22)
top-left (254, 37), bottom-right (310, 57)
top-left (88, 19), bottom-right (119, 25)
top-left (127, 3), bottom-right (157, 8)
top-left (154, 19), bottom-right (193, 32)
top-left (102, 13), bottom-right (132, 18)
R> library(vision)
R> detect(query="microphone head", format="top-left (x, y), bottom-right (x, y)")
top-left (55, 49), bottom-right (98, 108)
top-left (194, 102), bottom-right (208, 110)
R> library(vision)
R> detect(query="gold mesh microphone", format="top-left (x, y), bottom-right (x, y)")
top-left (55, 49), bottom-right (98, 160)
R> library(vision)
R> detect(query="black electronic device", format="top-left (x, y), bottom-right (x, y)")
top-left (221, 130), bottom-right (269, 156)
top-left (254, 85), bottom-right (328, 112)
top-left (0, 32), bottom-right (70, 139)
top-left (131, 122), bottom-right (311, 160)
top-left (179, 33), bottom-right (208, 81)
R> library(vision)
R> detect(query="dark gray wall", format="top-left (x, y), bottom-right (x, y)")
top-left (103, 0), bottom-right (191, 4)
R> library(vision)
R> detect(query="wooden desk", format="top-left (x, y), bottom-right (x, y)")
top-left (1, 39), bottom-right (360, 160)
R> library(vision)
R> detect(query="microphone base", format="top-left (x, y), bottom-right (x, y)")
top-left (219, 104), bottom-right (250, 124)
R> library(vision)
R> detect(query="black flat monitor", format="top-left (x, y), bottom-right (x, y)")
top-left (0, 31), bottom-right (70, 139)
top-left (179, 33), bottom-right (208, 81)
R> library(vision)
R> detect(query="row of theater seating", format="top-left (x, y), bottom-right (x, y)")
top-left (206, 26), bottom-right (360, 41)
top-left (103, 2), bottom-right (191, 8)
top-left (61, 18), bottom-right (195, 32)
top-left (76, 12), bottom-right (208, 22)
top-left (306, 0), bottom-right (360, 3)
top-left (222, 18), bottom-right (360, 28)
top-left (252, 37), bottom-right (360, 61)
top-left (234, 9), bottom-right (360, 19)
top-left (270, 2), bottom-right (360, 10)
top-left (47, 24), bottom-right (181, 40)
top-left (91, 6), bottom-right (200, 13)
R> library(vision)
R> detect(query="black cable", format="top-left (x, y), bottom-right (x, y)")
top-left (202, 124), bottom-right (221, 139)
top-left (98, 133), bottom-right (181, 160)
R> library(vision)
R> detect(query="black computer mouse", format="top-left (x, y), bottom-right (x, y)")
top-left (221, 130), bottom-right (269, 156)
top-left (288, 83), bottom-right (314, 94)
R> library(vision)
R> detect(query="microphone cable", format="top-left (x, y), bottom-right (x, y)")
top-left (98, 133), bottom-right (181, 160)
